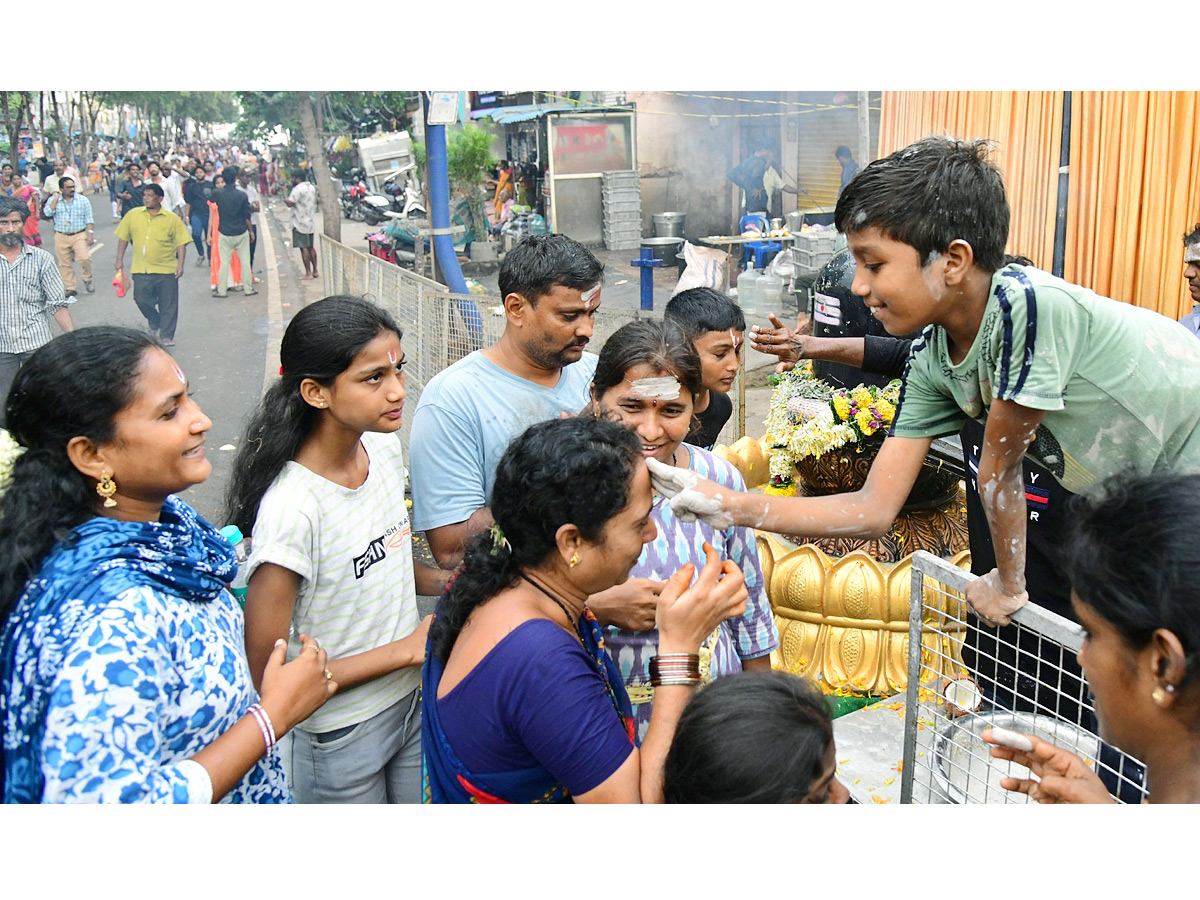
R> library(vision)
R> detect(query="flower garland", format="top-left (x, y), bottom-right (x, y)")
top-left (764, 363), bottom-right (900, 490)
top-left (0, 428), bottom-right (24, 499)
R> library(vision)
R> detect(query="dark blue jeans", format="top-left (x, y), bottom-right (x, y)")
top-left (190, 214), bottom-right (208, 260)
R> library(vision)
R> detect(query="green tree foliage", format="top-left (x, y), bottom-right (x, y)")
top-left (234, 92), bottom-right (419, 144)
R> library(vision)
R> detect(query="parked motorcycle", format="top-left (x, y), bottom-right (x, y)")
top-left (341, 167), bottom-right (392, 225)
top-left (382, 168), bottom-right (426, 218)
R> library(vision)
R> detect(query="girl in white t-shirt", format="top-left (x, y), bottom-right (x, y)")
top-left (226, 295), bottom-right (449, 803)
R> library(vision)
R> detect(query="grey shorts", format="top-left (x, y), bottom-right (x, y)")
top-left (292, 229), bottom-right (314, 249)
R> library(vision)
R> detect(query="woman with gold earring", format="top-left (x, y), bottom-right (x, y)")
top-left (423, 417), bottom-right (749, 803)
top-left (0, 327), bottom-right (336, 803)
top-left (984, 471), bottom-right (1200, 804)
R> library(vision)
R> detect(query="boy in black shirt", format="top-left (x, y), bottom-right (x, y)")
top-left (665, 287), bottom-right (744, 449)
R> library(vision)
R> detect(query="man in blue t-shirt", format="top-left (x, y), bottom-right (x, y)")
top-left (411, 233), bottom-right (603, 569)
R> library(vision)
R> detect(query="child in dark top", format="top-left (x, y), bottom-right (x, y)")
top-left (664, 287), bottom-right (744, 450)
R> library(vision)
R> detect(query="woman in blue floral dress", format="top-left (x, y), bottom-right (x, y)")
top-left (0, 327), bottom-right (335, 803)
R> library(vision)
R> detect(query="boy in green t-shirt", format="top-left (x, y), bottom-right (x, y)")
top-left (649, 137), bottom-right (1200, 628)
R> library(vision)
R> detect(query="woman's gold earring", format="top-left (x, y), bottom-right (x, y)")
top-left (569, 552), bottom-right (580, 569)
top-left (96, 473), bottom-right (118, 508)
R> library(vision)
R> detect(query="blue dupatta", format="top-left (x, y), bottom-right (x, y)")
top-left (0, 497), bottom-right (237, 803)
top-left (421, 606), bottom-right (635, 804)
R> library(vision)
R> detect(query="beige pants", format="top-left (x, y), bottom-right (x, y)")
top-left (54, 231), bottom-right (92, 293)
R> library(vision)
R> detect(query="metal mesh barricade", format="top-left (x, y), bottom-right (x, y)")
top-left (899, 551), bottom-right (1147, 804)
top-left (318, 236), bottom-right (747, 455)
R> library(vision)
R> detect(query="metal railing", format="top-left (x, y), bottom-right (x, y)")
top-left (899, 551), bottom-right (1146, 804)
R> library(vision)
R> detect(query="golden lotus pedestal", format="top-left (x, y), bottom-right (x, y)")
top-left (714, 436), bottom-right (972, 701)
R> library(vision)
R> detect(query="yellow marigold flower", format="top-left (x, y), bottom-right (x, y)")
top-left (832, 394), bottom-right (851, 421)
top-left (850, 386), bottom-right (873, 408)
top-left (855, 409), bottom-right (878, 436)
top-left (876, 399), bottom-right (896, 425)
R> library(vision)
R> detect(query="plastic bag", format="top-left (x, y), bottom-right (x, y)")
top-left (112, 270), bottom-right (130, 298)
top-left (769, 248), bottom-right (794, 280)
top-left (671, 241), bottom-right (729, 296)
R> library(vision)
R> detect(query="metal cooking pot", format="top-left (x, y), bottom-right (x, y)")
top-left (640, 236), bottom-right (686, 275)
top-left (652, 211), bottom-right (686, 238)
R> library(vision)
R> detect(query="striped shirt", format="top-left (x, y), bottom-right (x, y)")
top-left (604, 444), bottom-right (779, 740)
top-left (42, 194), bottom-right (94, 234)
top-left (0, 243), bottom-right (71, 353)
top-left (245, 430), bottom-right (420, 733)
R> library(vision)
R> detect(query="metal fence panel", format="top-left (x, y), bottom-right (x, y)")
top-left (899, 551), bottom-right (1146, 804)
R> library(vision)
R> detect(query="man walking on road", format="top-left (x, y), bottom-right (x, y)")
top-left (235, 166), bottom-right (262, 275)
top-left (0, 196), bottom-right (74, 427)
top-left (211, 166), bottom-right (255, 297)
top-left (42, 176), bottom-right (94, 297)
top-left (116, 163), bottom-right (146, 216)
top-left (284, 169), bottom-right (317, 278)
top-left (145, 160), bottom-right (185, 220)
top-left (183, 165), bottom-right (211, 265)
top-left (114, 183), bottom-right (192, 347)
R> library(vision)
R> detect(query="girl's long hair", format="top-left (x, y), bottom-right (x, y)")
top-left (429, 417), bottom-right (642, 663)
top-left (0, 327), bottom-right (158, 623)
top-left (224, 296), bottom-right (402, 535)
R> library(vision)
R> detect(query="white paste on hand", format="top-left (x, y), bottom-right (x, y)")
top-left (987, 726), bottom-right (1034, 752)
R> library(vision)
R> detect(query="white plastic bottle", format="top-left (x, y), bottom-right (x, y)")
top-left (736, 265), bottom-right (761, 309)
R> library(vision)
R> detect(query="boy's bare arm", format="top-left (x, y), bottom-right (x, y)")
top-left (651, 435), bottom-right (932, 539)
top-left (966, 398), bottom-right (1047, 625)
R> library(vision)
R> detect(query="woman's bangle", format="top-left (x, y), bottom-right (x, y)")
top-left (247, 703), bottom-right (277, 756)
top-left (649, 653), bottom-right (702, 687)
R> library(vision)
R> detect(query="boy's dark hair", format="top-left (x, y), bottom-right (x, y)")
top-left (664, 287), bottom-right (746, 339)
top-left (663, 671), bottom-right (835, 804)
top-left (834, 136), bottom-right (1010, 273)
top-left (1183, 224), bottom-right (1200, 246)
top-left (142, 183), bottom-right (165, 198)
top-left (498, 233), bottom-right (603, 306)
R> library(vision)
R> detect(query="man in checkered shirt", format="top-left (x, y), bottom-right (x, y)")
top-left (0, 196), bottom-right (74, 428)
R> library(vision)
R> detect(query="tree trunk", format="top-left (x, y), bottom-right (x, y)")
top-left (1, 93), bottom-right (16, 166)
top-left (48, 91), bottom-right (64, 158)
top-left (298, 90), bottom-right (341, 242)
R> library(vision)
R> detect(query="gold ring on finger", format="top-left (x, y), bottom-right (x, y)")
top-left (325, 670), bottom-right (333, 680)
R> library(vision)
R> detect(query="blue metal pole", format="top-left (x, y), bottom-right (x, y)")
top-left (425, 107), bottom-right (483, 343)
top-left (630, 248), bottom-right (662, 312)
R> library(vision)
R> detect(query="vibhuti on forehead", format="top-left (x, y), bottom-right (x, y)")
top-left (581, 282), bottom-right (600, 311)
top-left (1186, 241), bottom-right (1200, 264)
top-left (730, 328), bottom-right (741, 349)
top-left (623, 375), bottom-right (681, 401)
top-left (387, 349), bottom-right (398, 365)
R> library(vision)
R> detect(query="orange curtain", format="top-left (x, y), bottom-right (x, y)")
top-left (1065, 91), bottom-right (1200, 319)
top-left (877, 92), bottom-right (1063, 268)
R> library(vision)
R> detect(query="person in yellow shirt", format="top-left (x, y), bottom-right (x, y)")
top-left (115, 184), bottom-right (192, 347)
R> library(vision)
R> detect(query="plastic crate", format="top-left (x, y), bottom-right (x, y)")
top-left (792, 246), bottom-right (835, 269)
top-left (602, 192), bottom-right (641, 206)
top-left (605, 239), bottom-right (641, 251)
top-left (793, 231), bottom-right (840, 254)
top-left (602, 198), bottom-right (642, 214)
top-left (602, 171), bottom-right (641, 188)
top-left (604, 217), bottom-right (642, 228)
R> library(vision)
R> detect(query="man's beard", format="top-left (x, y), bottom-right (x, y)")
top-left (530, 338), bottom-right (587, 370)
top-left (0, 232), bottom-right (24, 248)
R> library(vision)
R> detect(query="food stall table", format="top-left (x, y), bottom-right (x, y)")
top-left (696, 233), bottom-right (796, 292)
